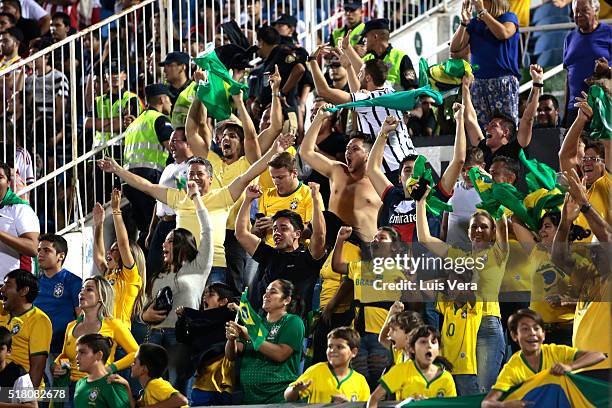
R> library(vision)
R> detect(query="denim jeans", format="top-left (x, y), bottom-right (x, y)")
top-left (352, 333), bottom-right (392, 390)
top-left (476, 316), bottom-right (506, 393)
top-left (453, 374), bottom-right (480, 396)
top-left (147, 327), bottom-right (194, 396)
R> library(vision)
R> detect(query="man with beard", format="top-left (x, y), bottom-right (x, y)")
top-left (535, 94), bottom-right (560, 128)
top-left (120, 83), bottom-right (173, 246)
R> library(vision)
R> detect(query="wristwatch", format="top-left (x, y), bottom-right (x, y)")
top-left (580, 203), bottom-right (592, 214)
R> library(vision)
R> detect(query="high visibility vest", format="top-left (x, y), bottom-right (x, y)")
top-left (123, 109), bottom-right (169, 172)
top-left (93, 91), bottom-right (144, 148)
top-left (331, 22), bottom-right (365, 47)
top-left (171, 82), bottom-right (197, 128)
top-left (362, 47), bottom-right (406, 89)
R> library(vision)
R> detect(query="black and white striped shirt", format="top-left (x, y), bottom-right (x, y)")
top-left (24, 70), bottom-right (69, 119)
top-left (350, 87), bottom-right (415, 173)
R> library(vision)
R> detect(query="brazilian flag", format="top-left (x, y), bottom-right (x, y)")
top-left (239, 288), bottom-right (268, 351)
top-left (587, 84), bottom-right (612, 140)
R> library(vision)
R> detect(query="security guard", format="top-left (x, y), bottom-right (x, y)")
top-left (122, 83), bottom-right (173, 245)
top-left (361, 18), bottom-right (416, 90)
top-left (87, 60), bottom-right (144, 149)
top-left (329, 1), bottom-right (365, 47)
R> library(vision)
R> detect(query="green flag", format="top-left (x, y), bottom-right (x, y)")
top-left (405, 155), bottom-right (453, 216)
top-left (468, 167), bottom-right (526, 221)
top-left (326, 85), bottom-right (443, 112)
top-left (519, 149), bottom-right (559, 192)
top-left (193, 44), bottom-right (249, 121)
top-left (587, 84), bottom-right (612, 140)
top-left (418, 57), bottom-right (479, 92)
top-left (238, 288), bottom-right (269, 350)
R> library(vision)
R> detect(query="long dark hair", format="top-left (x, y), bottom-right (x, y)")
top-left (169, 228), bottom-right (198, 271)
top-left (408, 325), bottom-right (453, 372)
top-left (274, 279), bottom-right (301, 317)
top-left (540, 211), bottom-right (591, 242)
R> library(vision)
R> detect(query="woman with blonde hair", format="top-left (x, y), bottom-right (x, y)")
top-left (51, 276), bottom-right (138, 405)
top-left (450, 0), bottom-right (521, 127)
top-left (93, 188), bottom-right (147, 328)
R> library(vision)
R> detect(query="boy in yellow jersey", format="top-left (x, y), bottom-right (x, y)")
top-left (481, 309), bottom-right (607, 407)
top-left (0, 269), bottom-right (52, 388)
top-left (285, 327), bottom-right (370, 403)
top-left (253, 152), bottom-right (322, 246)
top-left (109, 343), bottom-right (188, 408)
top-left (368, 325), bottom-right (456, 407)
top-left (436, 273), bottom-right (482, 396)
top-left (378, 302), bottom-right (423, 365)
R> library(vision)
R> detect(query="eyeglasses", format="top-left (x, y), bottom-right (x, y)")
top-left (581, 156), bottom-right (602, 163)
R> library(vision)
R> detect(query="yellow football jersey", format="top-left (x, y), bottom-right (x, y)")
top-left (209, 153), bottom-right (251, 231)
top-left (492, 344), bottom-right (577, 392)
top-left (139, 378), bottom-right (187, 407)
top-left (436, 299), bottom-right (482, 375)
top-left (105, 263), bottom-right (142, 328)
top-left (379, 359), bottom-right (457, 400)
top-left (0, 303), bottom-right (52, 372)
top-left (319, 241), bottom-right (360, 313)
top-left (259, 146), bottom-right (297, 190)
top-left (290, 362), bottom-right (370, 403)
top-left (574, 171), bottom-right (611, 243)
top-left (501, 240), bottom-right (531, 293)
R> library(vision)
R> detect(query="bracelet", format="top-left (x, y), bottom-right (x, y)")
top-left (112, 210), bottom-right (122, 215)
top-left (533, 82), bottom-right (544, 88)
top-left (307, 55), bottom-right (317, 62)
top-left (274, 91), bottom-right (282, 98)
top-left (580, 203), bottom-right (592, 214)
top-left (460, 22), bottom-right (468, 27)
top-left (190, 193), bottom-right (200, 200)
top-left (477, 9), bottom-right (487, 17)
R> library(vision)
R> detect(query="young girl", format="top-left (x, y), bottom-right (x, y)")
top-left (378, 302), bottom-right (424, 365)
top-left (93, 188), bottom-right (147, 329)
top-left (52, 276), bottom-right (138, 402)
top-left (73, 334), bottom-right (130, 407)
top-left (416, 185), bottom-right (509, 393)
top-left (367, 325), bottom-right (456, 407)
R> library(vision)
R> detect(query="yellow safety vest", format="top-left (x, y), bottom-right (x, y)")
top-left (362, 47), bottom-right (406, 89)
top-left (331, 22), bottom-right (365, 47)
top-left (93, 91), bottom-right (144, 147)
top-left (123, 109), bottom-right (169, 172)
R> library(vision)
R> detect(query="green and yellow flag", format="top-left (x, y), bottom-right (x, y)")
top-left (587, 84), bottom-right (612, 140)
top-left (405, 155), bottom-right (453, 217)
top-left (239, 288), bottom-right (268, 350)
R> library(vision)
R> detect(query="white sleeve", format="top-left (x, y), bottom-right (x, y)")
top-left (21, 0), bottom-right (48, 21)
top-left (13, 373), bottom-right (36, 403)
top-left (14, 205), bottom-right (40, 236)
top-left (350, 91), bottom-right (370, 103)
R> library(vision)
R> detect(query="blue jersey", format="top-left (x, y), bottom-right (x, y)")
top-left (34, 269), bottom-right (82, 353)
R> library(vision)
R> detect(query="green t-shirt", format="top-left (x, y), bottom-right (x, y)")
top-left (73, 374), bottom-right (130, 407)
top-left (240, 313), bottom-right (304, 404)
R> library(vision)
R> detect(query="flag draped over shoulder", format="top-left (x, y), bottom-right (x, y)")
top-left (397, 372), bottom-right (609, 407)
top-left (193, 44), bottom-right (249, 121)
top-left (238, 288), bottom-right (268, 351)
top-left (0, 188), bottom-right (29, 207)
top-left (325, 86), bottom-right (443, 112)
top-left (587, 84), bottom-right (612, 140)
top-left (405, 155), bottom-right (453, 216)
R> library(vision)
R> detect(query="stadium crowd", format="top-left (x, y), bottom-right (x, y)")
top-left (0, 0), bottom-right (610, 406)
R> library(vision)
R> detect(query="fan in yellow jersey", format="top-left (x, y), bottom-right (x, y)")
top-left (368, 325), bottom-right (456, 407)
top-left (285, 327), bottom-right (369, 403)
top-left (481, 309), bottom-right (607, 407)
top-left (253, 152), bottom-right (323, 246)
top-left (52, 276), bottom-right (138, 400)
top-left (416, 184), bottom-right (509, 393)
top-left (378, 301), bottom-right (423, 366)
top-left (109, 343), bottom-right (188, 408)
top-left (0, 269), bottom-right (52, 388)
top-left (93, 189), bottom-right (146, 329)
top-left (436, 284), bottom-right (482, 396)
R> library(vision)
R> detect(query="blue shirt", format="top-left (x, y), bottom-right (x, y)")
top-left (563, 23), bottom-right (612, 113)
top-left (34, 268), bottom-right (82, 353)
top-left (468, 12), bottom-right (520, 79)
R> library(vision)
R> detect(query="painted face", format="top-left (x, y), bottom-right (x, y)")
top-left (512, 316), bottom-right (544, 355)
top-left (272, 217), bottom-right (300, 251)
top-left (326, 337), bottom-right (356, 368)
top-left (262, 280), bottom-right (289, 313)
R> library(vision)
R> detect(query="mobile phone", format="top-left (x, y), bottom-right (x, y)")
top-left (263, 72), bottom-right (270, 87)
top-left (255, 212), bottom-right (266, 219)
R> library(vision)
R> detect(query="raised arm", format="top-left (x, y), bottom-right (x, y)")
top-left (462, 74), bottom-right (485, 146)
top-left (307, 47), bottom-right (352, 105)
top-left (92, 203), bottom-right (108, 273)
top-left (97, 158), bottom-right (168, 203)
top-left (517, 65), bottom-right (543, 148)
top-left (258, 65), bottom-right (284, 153)
top-left (227, 133), bottom-right (294, 201)
top-left (450, 0), bottom-right (472, 53)
top-left (232, 91), bottom-right (261, 164)
top-left (366, 117), bottom-right (396, 196)
top-left (551, 194), bottom-right (579, 269)
top-left (566, 168), bottom-right (612, 242)
top-left (188, 181), bottom-right (214, 275)
top-left (111, 189), bottom-right (136, 269)
top-left (301, 106), bottom-right (339, 178)
top-left (559, 92), bottom-right (590, 173)
top-left (307, 183), bottom-right (326, 260)
top-left (440, 103), bottom-right (467, 193)
top-left (185, 91), bottom-right (211, 159)
top-left (415, 186), bottom-right (449, 257)
top-left (496, 214), bottom-right (509, 252)
top-left (341, 33), bottom-right (364, 74)
top-left (331, 227), bottom-right (352, 274)
top-left (378, 301), bottom-right (404, 348)
top-left (234, 185), bottom-right (263, 256)
top-left (511, 217), bottom-right (537, 253)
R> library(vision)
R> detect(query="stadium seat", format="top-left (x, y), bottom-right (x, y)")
top-left (531, 2), bottom-right (571, 26)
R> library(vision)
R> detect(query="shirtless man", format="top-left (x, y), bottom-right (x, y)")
top-left (300, 103), bottom-right (382, 243)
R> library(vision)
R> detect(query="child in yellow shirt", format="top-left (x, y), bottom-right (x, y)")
top-left (109, 343), bottom-right (188, 408)
top-left (378, 301), bottom-right (423, 365)
top-left (284, 327), bottom-right (370, 403)
top-left (367, 325), bottom-right (456, 407)
top-left (481, 309), bottom-right (607, 407)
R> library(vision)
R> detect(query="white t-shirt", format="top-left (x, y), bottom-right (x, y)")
top-left (156, 161), bottom-right (189, 217)
top-left (19, 0), bottom-right (48, 21)
top-left (0, 203), bottom-right (40, 279)
top-left (446, 180), bottom-right (481, 246)
top-left (12, 373), bottom-right (36, 403)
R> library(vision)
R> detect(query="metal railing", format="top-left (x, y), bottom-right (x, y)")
top-left (0, 0), bottom-right (454, 235)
